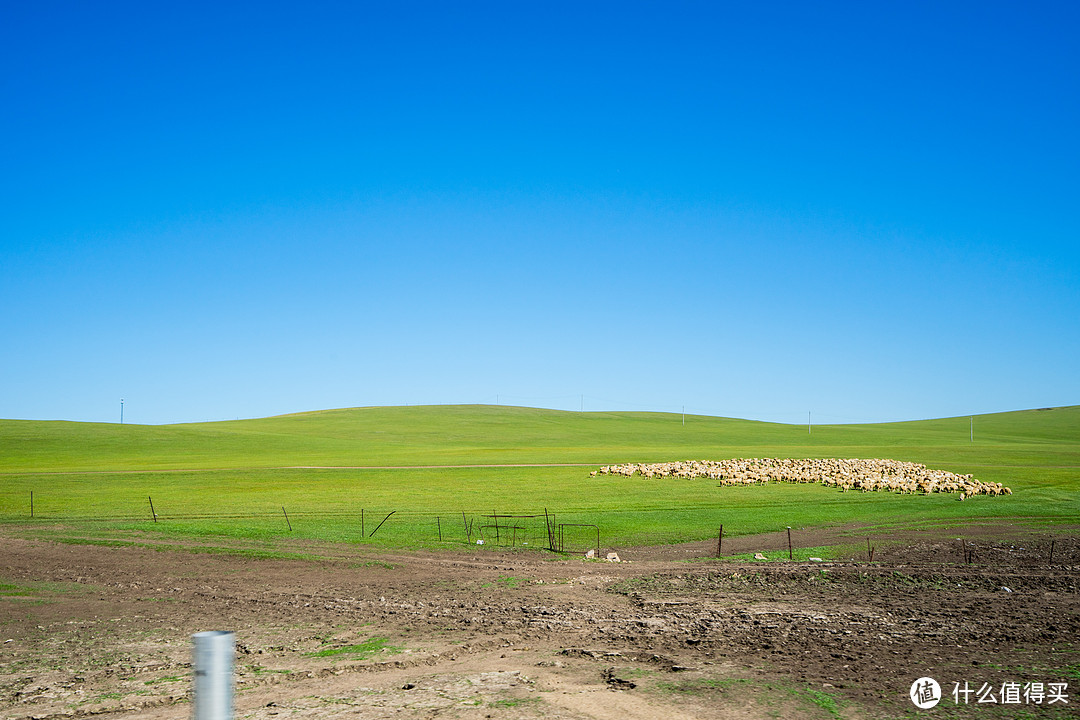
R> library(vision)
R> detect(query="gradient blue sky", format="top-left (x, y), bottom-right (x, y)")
top-left (2, 1), bottom-right (1078, 425)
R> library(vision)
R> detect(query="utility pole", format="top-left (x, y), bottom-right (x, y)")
top-left (120, 399), bottom-right (124, 425)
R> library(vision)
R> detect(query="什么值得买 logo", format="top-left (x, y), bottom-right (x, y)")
top-left (910, 677), bottom-right (941, 709)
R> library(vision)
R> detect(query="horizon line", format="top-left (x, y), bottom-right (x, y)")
top-left (3, 402), bottom-right (1074, 428)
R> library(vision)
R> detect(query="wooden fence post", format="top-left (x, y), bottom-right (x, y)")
top-left (369, 511), bottom-right (396, 538)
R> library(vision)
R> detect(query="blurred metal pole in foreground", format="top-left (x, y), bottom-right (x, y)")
top-left (192, 630), bottom-right (234, 720)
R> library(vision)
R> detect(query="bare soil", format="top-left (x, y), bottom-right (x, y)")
top-left (1, 523), bottom-right (1078, 719)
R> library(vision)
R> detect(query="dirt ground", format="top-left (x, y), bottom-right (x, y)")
top-left (1, 523), bottom-right (1078, 720)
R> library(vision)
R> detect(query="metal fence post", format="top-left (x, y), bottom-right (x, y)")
top-left (192, 630), bottom-right (234, 720)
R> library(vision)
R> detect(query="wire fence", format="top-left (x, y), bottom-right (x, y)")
top-left (9, 492), bottom-right (1079, 565)
top-left (11, 499), bottom-right (603, 552)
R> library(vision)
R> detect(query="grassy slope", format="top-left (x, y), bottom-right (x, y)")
top-left (0, 405), bottom-right (1077, 546)
top-left (4, 403), bottom-right (1078, 470)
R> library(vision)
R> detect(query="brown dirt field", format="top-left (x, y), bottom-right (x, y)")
top-left (1, 524), bottom-right (1078, 720)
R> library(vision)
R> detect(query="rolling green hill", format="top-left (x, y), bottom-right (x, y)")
top-left (4, 403), bottom-right (1078, 471)
top-left (1, 405), bottom-right (1077, 547)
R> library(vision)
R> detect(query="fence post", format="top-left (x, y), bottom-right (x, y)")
top-left (787, 526), bottom-right (792, 560)
top-left (192, 631), bottom-right (234, 720)
top-left (369, 511), bottom-right (396, 538)
top-left (545, 508), bottom-right (554, 551)
top-left (717, 525), bottom-right (723, 558)
top-left (282, 506), bottom-right (291, 531)
top-left (149, 496), bottom-right (157, 523)
top-left (437, 516), bottom-right (442, 541)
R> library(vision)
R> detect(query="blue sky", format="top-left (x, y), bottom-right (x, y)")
top-left (2, 1), bottom-right (1078, 425)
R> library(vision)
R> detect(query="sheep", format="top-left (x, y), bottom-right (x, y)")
top-left (589, 457), bottom-right (1010, 497)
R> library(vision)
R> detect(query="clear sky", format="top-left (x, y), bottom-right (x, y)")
top-left (2, 1), bottom-right (1078, 425)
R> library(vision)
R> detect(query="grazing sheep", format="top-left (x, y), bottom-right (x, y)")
top-left (592, 458), bottom-right (1010, 497)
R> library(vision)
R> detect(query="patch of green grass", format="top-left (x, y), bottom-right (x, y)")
top-left (654, 677), bottom-right (746, 695)
top-left (723, 545), bottom-right (847, 562)
top-left (489, 697), bottom-right (541, 708)
top-left (800, 689), bottom-right (841, 719)
top-left (144, 675), bottom-right (183, 685)
top-left (303, 636), bottom-right (400, 660)
top-left (482, 575), bottom-right (525, 589)
top-left (349, 560), bottom-right (396, 569)
top-left (654, 678), bottom-right (845, 719)
top-left (26, 533), bottom-right (326, 561)
top-left (319, 695), bottom-right (376, 705)
top-left (0, 582), bottom-right (34, 597)
top-left (246, 664), bottom-right (291, 676)
top-left (0, 578), bottom-right (95, 598)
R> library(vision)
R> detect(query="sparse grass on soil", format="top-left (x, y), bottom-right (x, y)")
top-left (304, 636), bottom-right (400, 659)
top-left (1, 530), bottom-right (1077, 720)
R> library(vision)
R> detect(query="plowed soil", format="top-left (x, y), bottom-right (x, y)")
top-left (1, 524), bottom-right (1077, 719)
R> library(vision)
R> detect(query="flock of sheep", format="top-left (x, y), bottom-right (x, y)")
top-left (590, 458), bottom-right (1012, 497)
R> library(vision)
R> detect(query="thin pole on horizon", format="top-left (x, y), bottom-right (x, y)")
top-left (120, 399), bottom-right (124, 425)
top-left (970, 416), bottom-right (973, 443)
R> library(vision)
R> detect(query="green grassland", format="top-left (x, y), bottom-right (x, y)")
top-left (0, 405), bottom-right (1077, 548)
